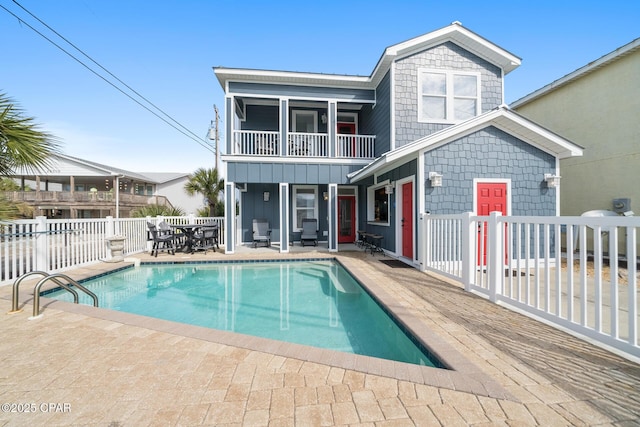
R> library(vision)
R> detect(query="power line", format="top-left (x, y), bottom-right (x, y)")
top-left (11, 0), bottom-right (208, 146)
top-left (1, 2), bottom-right (215, 154)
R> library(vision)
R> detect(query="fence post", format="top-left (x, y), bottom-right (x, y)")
top-left (461, 212), bottom-right (474, 291)
top-left (419, 213), bottom-right (428, 272)
top-left (106, 216), bottom-right (115, 237)
top-left (34, 215), bottom-right (48, 271)
top-left (488, 211), bottom-right (503, 302)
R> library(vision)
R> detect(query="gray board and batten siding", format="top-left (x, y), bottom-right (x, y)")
top-left (354, 159), bottom-right (419, 256)
top-left (226, 162), bottom-right (363, 185)
top-left (238, 182), bottom-right (331, 245)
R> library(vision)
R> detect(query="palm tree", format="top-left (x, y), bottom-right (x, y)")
top-left (0, 93), bottom-right (61, 220)
top-left (0, 92), bottom-right (61, 176)
top-left (184, 168), bottom-right (224, 217)
top-left (130, 204), bottom-right (185, 218)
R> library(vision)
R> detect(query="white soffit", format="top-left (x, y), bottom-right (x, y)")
top-left (215, 22), bottom-right (521, 90)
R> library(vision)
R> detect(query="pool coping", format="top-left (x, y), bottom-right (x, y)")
top-left (13, 256), bottom-right (514, 400)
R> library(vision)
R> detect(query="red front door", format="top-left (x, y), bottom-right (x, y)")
top-left (338, 195), bottom-right (356, 243)
top-left (401, 182), bottom-right (413, 259)
top-left (337, 122), bottom-right (356, 157)
top-left (477, 182), bottom-right (507, 266)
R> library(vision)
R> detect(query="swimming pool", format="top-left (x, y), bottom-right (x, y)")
top-left (44, 259), bottom-right (444, 367)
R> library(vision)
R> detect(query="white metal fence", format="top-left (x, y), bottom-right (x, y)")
top-left (421, 211), bottom-right (640, 360)
top-left (0, 215), bottom-right (225, 285)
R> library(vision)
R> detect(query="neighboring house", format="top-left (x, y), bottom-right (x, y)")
top-left (4, 154), bottom-right (202, 218)
top-left (511, 38), bottom-right (640, 219)
top-left (216, 21), bottom-right (583, 264)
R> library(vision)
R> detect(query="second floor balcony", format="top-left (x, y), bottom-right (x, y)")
top-left (225, 95), bottom-right (379, 161)
top-left (233, 130), bottom-right (376, 158)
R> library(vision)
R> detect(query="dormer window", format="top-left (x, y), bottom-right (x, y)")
top-left (418, 69), bottom-right (480, 123)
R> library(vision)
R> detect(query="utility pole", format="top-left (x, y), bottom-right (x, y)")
top-left (211, 104), bottom-right (220, 171)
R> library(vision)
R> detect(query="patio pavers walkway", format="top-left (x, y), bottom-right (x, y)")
top-left (1, 248), bottom-right (639, 426)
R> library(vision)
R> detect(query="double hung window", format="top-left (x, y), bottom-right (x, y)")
top-left (418, 69), bottom-right (480, 123)
top-left (293, 185), bottom-right (318, 230)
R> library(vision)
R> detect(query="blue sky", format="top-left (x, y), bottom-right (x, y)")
top-left (2, 0), bottom-right (638, 173)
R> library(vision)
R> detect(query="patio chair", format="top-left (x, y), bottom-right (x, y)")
top-left (147, 222), bottom-right (176, 257)
top-left (300, 218), bottom-right (318, 246)
top-left (194, 224), bottom-right (219, 254)
top-left (252, 219), bottom-right (271, 248)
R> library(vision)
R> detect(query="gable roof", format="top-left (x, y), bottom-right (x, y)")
top-left (12, 153), bottom-right (188, 183)
top-left (511, 37), bottom-right (640, 108)
top-left (347, 106), bottom-right (583, 182)
top-left (214, 22), bottom-right (521, 90)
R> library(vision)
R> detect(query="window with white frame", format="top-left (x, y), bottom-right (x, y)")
top-left (367, 184), bottom-right (390, 225)
top-left (418, 69), bottom-right (480, 123)
top-left (292, 110), bottom-right (318, 133)
top-left (293, 185), bottom-right (318, 230)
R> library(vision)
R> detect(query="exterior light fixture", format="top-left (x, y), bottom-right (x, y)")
top-left (263, 191), bottom-right (270, 202)
top-left (321, 113), bottom-right (328, 124)
top-left (544, 173), bottom-right (561, 188)
top-left (323, 191), bottom-right (329, 201)
top-left (429, 172), bottom-right (443, 187)
top-left (385, 184), bottom-right (394, 194)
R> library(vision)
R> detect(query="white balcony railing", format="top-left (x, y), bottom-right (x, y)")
top-left (233, 130), bottom-right (280, 156)
top-left (287, 132), bottom-right (328, 157)
top-left (337, 135), bottom-right (375, 159)
top-left (233, 130), bottom-right (376, 159)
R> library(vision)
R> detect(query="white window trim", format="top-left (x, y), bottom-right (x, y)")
top-left (336, 112), bottom-right (359, 133)
top-left (292, 185), bottom-right (318, 231)
top-left (417, 68), bottom-right (481, 124)
top-left (472, 178), bottom-right (512, 216)
top-left (367, 181), bottom-right (391, 226)
top-left (291, 110), bottom-right (318, 133)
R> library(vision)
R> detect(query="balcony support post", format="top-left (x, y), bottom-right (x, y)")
top-left (280, 99), bottom-right (288, 157)
top-left (329, 101), bottom-right (336, 158)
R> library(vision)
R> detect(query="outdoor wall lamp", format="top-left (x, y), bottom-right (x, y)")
top-left (323, 191), bottom-right (329, 201)
top-left (384, 184), bottom-right (394, 195)
top-left (263, 191), bottom-right (270, 202)
top-left (429, 172), bottom-right (443, 187)
top-left (321, 113), bottom-right (328, 124)
top-left (544, 173), bottom-right (561, 188)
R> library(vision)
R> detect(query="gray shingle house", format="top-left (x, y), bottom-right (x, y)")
top-left (216, 22), bottom-right (583, 264)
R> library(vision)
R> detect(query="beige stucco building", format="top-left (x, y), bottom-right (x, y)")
top-left (511, 38), bottom-right (640, 218)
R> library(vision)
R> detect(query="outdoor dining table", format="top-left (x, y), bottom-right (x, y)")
top-left (357, 230), bottom-right (384, 255)
top-left (170, 224), bottom-right (202, 253)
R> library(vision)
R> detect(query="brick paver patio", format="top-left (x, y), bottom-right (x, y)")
top-left (1, 247), bottom-right (639, 426)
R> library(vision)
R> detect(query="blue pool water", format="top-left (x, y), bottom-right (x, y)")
top-left (45, 260), bottom-right (443, 367)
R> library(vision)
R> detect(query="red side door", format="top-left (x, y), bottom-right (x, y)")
top-left (338, 195), bottom-right (356, 243)
top-left (401, 182), bottom-right (413, 259)
top-left (477, 182), bottom-right (507, 266)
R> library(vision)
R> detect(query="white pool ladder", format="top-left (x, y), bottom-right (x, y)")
top-left (9, 271), bottom-right (98, 319)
